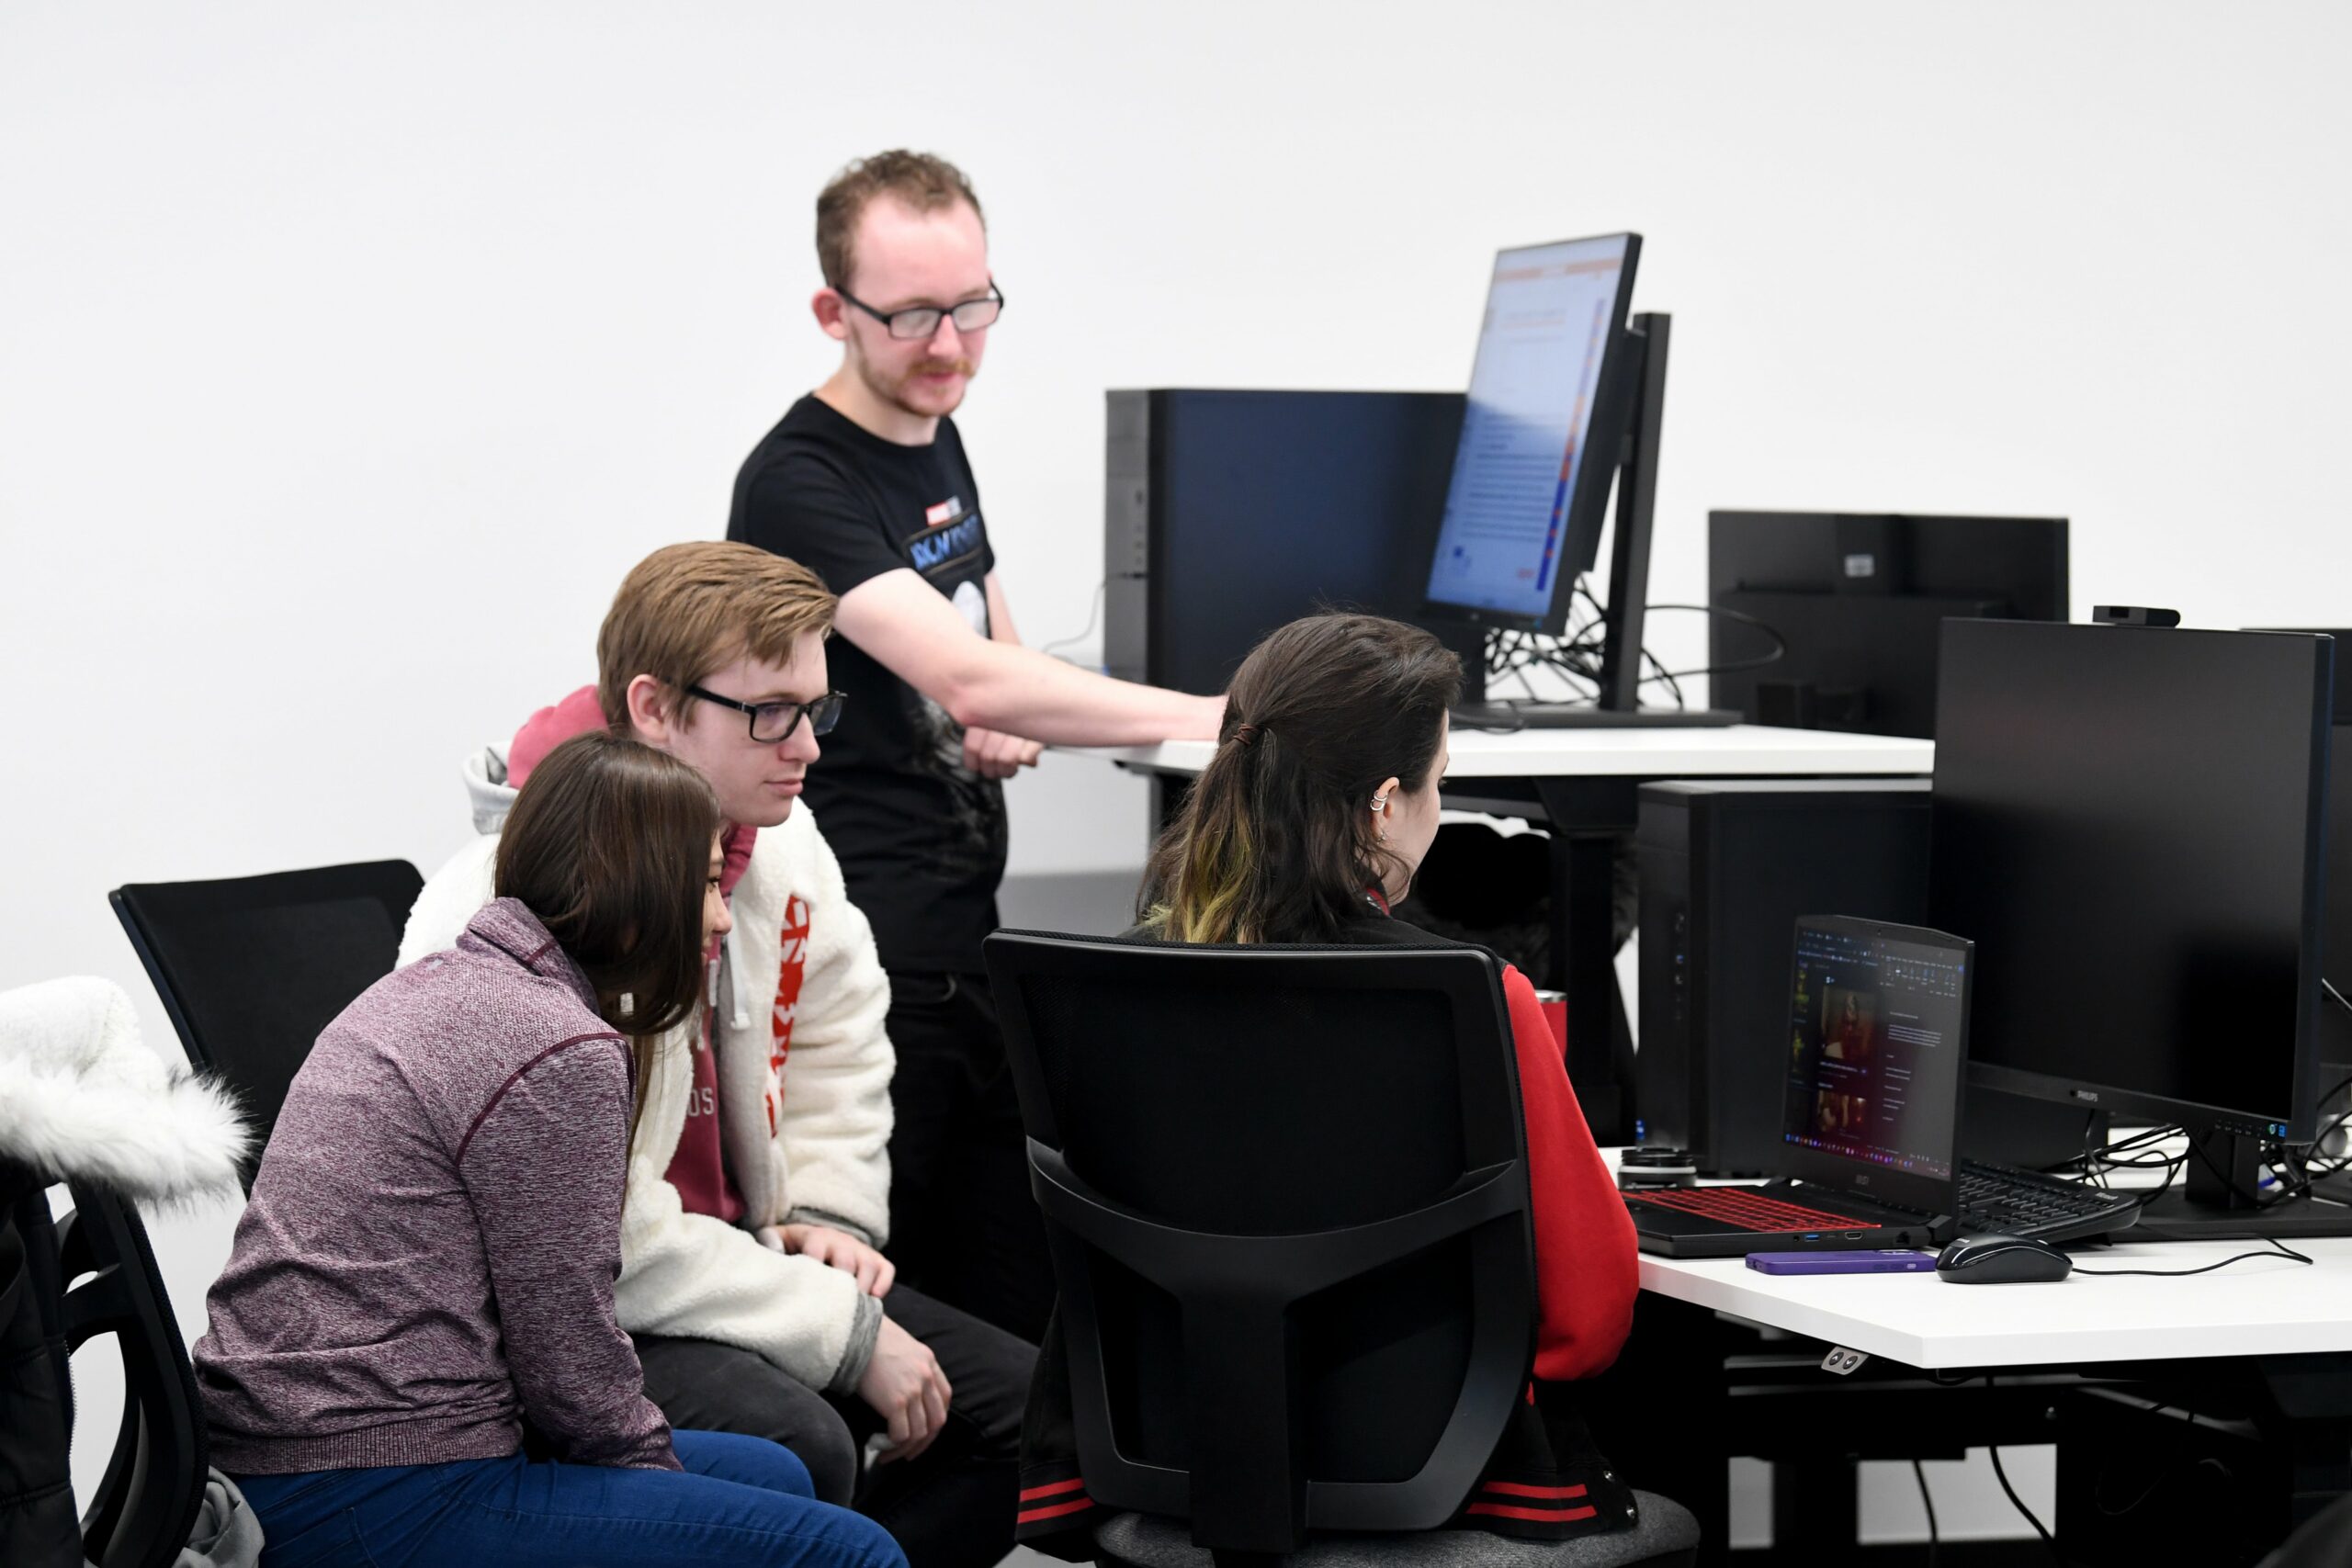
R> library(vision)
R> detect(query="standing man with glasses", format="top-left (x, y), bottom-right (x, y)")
top-left (729, 151), bottom-right (1221, 1343)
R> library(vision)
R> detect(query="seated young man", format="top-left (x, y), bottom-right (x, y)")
top-left (400, 541), bottom-right (1032, 1568)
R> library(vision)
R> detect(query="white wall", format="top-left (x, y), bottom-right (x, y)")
top-left (6, 0), bottom-right (2344, 1540)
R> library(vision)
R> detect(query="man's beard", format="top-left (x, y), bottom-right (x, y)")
top-left (858, 351), bottom-right (978, 419)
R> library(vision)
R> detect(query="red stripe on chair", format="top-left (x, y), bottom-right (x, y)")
top-left (1481, 1481), bottom-right (1591, 1501)
top-left (1465, 1501), bottom-right (1600, 1524)
top-left (1019, 1477), bottom-right (1089, 1502)
top-left (1016, 1496), bottom-right (1096, 1526)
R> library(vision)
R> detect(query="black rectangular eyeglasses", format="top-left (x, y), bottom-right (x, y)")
top-left (686, 685), bottom-right (845, 743)
top-left (836, 281), bottom-right (1005, 341)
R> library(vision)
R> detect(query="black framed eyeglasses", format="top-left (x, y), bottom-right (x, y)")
top-left (835, 281), bottom-right (1005, 341)
top-left (686, 685), bottom-right (845, 744)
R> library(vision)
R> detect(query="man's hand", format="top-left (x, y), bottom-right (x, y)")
top-left (961, 725), bottom-right (1043, 780)
top-left (773, 1224), bottom-right (894, 1297)
top-left (857, 1315), bottom-right (952, 1462)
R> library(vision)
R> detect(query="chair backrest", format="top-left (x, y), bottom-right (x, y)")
top-left (985, 930), bottom-right (1537, 1557)
top-left (0, 1165), bottom-right (82, 1568)
top-left (111, 861), bottom-right (424, 1190)
top-left (58, 1181), bottom-right (208, 1568)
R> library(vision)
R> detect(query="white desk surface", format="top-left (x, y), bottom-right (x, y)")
top-left (1071, 725), bottom-right (1933, 781)
top-left (1611, 1147), bottom-right (2352, 1370)
top-left (1635, 1237), bottom-right (2352, 1371)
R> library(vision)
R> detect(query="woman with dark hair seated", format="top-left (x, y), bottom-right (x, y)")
top-left (1015, 613), bottom-right (1643, 1554)
top-left (193, 732), bottom-right (906, 1568)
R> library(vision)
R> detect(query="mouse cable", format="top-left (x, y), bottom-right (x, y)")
top-left (2072, 1235), bottom-right (2313, 1278)
top-left (1910, 1458), bottom-right (1939, 1568)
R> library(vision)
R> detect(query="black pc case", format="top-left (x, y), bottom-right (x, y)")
top-left (1636, 778), bottom-right (2097, 1175)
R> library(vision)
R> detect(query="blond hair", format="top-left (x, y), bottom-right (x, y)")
top-left (595, 542), bottom-right (835, 731)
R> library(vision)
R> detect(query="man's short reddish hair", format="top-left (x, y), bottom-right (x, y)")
top-left (816, 150), bottom-right (983, 291)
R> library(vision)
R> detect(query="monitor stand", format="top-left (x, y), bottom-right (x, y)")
top-left (2125, 1127), bottom-right (2352, 1242)
top-left (1439, 316), bottom-right (1742, 736)
top-left (1451, 698), bottom-right (1741, 730)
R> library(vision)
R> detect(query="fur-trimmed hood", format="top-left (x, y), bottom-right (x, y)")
top-left (0, 976), bottom-right (249, 1200)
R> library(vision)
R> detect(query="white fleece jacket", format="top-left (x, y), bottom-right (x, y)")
top-left (400, 743), bottom-right (896, 1393)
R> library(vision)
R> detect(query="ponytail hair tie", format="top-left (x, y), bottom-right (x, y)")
top-left (1230, 722), bottom-right (1261, 748)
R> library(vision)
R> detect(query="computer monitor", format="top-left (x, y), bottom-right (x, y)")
top-left (1423, 232), bottom-right (1644, 635)
top-left (1708, 513), bottom-right (2069, 738)
top-left (1929, 619), bottom-right (2342, 1236)
top-left (1101, 389), bottom-right (1479, 697)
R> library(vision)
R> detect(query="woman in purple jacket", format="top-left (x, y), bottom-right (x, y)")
top-left (192, 733), bottom-right (905, 1568)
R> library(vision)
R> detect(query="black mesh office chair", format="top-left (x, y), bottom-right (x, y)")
top-left (0, 1164), bottom-right (209, 1568)
top-left (110, 861), bottom-right (423, 1190)
top-left (61, 1180), bottom-right (209, 1568)
top-left (986, 930), bottom-right (1699, 1568)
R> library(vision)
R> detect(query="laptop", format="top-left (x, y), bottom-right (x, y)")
top-left (1624, 916), bottom-right (1973, 1258)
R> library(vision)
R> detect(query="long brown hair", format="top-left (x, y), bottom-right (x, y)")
top-left (1142, 613), bottom-right (1462, 944)
top-left (494, 732), bottom-right (721, 1145)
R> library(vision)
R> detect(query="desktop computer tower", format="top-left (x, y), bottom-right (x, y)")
top-left (1103, 389), bottom-right (1483, 696)
top-left (1636, 778), bottom-right (2097, 1175)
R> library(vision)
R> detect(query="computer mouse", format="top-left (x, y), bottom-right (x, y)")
top-left (1935, 1234), bottom-right (2072, 1284)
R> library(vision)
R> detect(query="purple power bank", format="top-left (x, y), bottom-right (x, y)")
top-left (1747, 1248), bottom-right (1939, 1275)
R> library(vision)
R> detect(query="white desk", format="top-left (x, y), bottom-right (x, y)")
top-left (1637, 1238), bottom-right (2352, 1371)
top-left (1608, 1143), bottom-right (2352, 1369)
top-left (1074, 724), bottom-right (1934, 781)
top-left (1600, 1148), bottom-right (2352, 1559)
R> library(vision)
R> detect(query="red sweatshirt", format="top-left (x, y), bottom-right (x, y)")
top-left (1495, 962), bottom-right (1640, 1381)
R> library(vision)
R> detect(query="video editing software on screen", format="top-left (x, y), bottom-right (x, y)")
top-left (1781, 924), bottom-right (1965, 1179)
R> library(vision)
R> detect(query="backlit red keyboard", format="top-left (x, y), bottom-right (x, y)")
top-left (1624, 1186), bottom-right (1878, 1234)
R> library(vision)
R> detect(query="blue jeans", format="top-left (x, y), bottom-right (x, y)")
top-left (233, 1428), bottom-right (907, 1568)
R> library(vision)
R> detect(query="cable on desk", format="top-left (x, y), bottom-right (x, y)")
top-left (1910, 1458), bottom-right (1939, 1568)
top-left (1634, 602), bottom-right (1791, 684)
top-left (1462, 584), bottom-right (1789, 719)
top-left (1039, 580), bottom-right (1107, 660)
top-left (2072, 1235), bottom-right (2313, 1278)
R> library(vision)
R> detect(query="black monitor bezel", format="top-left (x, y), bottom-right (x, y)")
top-left (1941, 623), bottom-right (2335, 1143)
top-left (1776, 914), bottom-right (1973, 1218)
top-left (1420, 231), bottom-right (1644, 637)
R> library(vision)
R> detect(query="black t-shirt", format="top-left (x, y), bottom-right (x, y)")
top-left (728, 394), bottom-right (1004, 973)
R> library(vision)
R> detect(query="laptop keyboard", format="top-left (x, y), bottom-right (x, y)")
top-left (1625, 1186), bottom-right (1879, 1234)
top-left (1956, 1160), bottom-right (2142, 1244)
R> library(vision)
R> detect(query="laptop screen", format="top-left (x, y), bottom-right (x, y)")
top-left (1781, 918), bottom-right (1972, 1184)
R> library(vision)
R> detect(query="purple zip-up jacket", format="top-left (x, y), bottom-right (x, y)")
top-left (192, 897), bottom-right (678, 1475)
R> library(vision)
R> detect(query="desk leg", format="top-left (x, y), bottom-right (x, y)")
top-left (1149, 775), bottom-right (1190, 839)
top-left (1770, 1457), bottom-right (1859, 1562)
top-left (1584, 1295), bottom-right (1735, 1563)
top-left (2262, 1356), bottom-right (2352, 1533)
